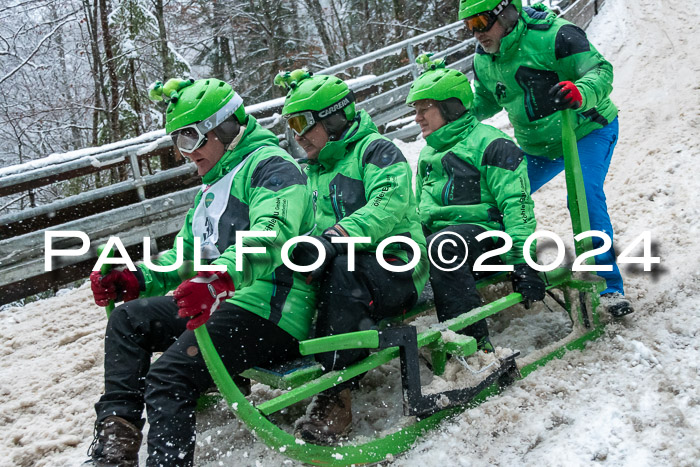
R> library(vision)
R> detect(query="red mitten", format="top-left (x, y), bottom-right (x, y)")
top-left (173, 271), bottom-right (235, 330)
top-left (549, 81), bottom-right (583, 110)
top-left (91, 268), bottom-right (140, 306)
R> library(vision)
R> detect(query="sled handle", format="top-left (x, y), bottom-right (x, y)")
top-left (561, 109), bottom-right (594, 263)
top-left (299, 330), bottom-right (380, 356)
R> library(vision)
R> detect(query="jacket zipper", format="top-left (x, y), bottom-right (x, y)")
top-left (330, 184), bottom-right (342, 222)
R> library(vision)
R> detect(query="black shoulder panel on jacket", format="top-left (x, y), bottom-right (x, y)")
top-left (555, 24), bottom-right (591, 60)
top-left (482, 138), bottom-right (524, 171)
top-left (362, 138), bottom-right (406, 168)
top-left (251, 155), bottom-right (306, 192)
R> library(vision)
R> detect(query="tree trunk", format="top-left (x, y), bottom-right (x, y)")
top-left (302, 0), bottom-right (340, 66)
top-left (99, 0), bottom-right (121, 143)
top-left (328, 0), bottom-right (349, 60)
top-left (152, 0), bottom-right (172, 80)
top-left (51, 5), bottom-right (82, 150)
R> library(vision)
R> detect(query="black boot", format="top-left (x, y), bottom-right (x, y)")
top-left (294, 388), bottom-right (352, 445)
top-left (85, 416), bottom-right (142, 466)
top-left (601, 293), bottom-right (634, 318)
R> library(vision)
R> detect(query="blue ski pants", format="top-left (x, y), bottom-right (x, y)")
top-left (525, 117), bottom-right (623, 295)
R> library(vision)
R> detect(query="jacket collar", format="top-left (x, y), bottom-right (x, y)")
top-left (425, 112), bottom-right (479, 152)
top-left (201, 115), bottom-right (277, 185)
top-left (310, 110), bottom-right (377, 170)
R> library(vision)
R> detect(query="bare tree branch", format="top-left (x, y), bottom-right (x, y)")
top-left (0, 12), bottom-right (77, 85)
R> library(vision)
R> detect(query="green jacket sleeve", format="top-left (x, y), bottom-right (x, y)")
top-left (553, 25), bottom-right (614, 112)
top-left (335, 138), bottom-right (413, 245)
top-left (212, 153), bottom-right (309, 290)
top-left (138, 206), bottom-right (197, 297)
top-left (481, 139), bottom-right (537, 264)
top-left (471, 61), bottom-right (503, 121)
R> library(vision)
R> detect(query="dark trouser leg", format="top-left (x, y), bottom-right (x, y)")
top-left (427, 224), bottom-right (503, 340)
top-left (144, 304), bottom-right (300, 467)
top-left (314, 254), bottom-right (418, 381)
top-left (95, 296), bottom-right (186, 428)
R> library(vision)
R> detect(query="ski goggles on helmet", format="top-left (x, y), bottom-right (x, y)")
top-left (284, 91), bottom-right (356, 137)
top-left (170, 93), bottom-right (243, 153)
top-left (464, 11), bottom-right (499, 33)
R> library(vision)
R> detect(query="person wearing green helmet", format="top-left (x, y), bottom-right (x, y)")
top-left (86, 77), bottom-right (316, 466)
top-left (274, 69), bottom-right (429, 445)
top-left (407, 55), bottom-right (545, 351)
top-left (459, 0), bottom-right (633, 317)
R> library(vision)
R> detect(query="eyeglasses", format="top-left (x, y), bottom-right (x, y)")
top-left (285, 111), bottom-right (316, 137)
top-left (464, 11), bottom-right (499, 33)
top-left (411, 101), bottom-right (435, 118)
top-left (169, 93), bottom-right (243, 154)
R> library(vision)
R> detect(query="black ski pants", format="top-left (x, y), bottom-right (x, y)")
top-left (426, 224), bottom-right (504, 340)
top-left (314, 253), bottom-right (417, 390)
top-left (95, 296), bottom-right (300, 467)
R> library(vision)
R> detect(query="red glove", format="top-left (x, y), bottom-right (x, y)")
top-left (90, 268), bottom-right (140, 306)
top-left (173, 271), bottom-right (235, 330)
top-left (549, 81), bottom-right (582, 110)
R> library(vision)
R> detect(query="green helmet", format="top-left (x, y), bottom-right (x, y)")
top-left (149, 78), bottom-right (246, 134)
top-left (458, 0), bottom-right (522, 20)
top-left (406, 54), bottom-right (473, 110)
top-left (275, 69), bottom-right (356, 122)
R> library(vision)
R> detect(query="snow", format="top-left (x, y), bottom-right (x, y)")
top-left (2, 0), bottom-right (700, 465)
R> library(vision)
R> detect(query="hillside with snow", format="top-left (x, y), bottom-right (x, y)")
top-left (1, 0), bottom-right (699, 465)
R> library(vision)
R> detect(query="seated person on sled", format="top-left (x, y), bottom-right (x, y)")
top-left (274, 70), bottom-right (429, 445)
top-left (86, 77), bottom-right (316, 467)
top-left (407, 55), bottom-right (546, 351)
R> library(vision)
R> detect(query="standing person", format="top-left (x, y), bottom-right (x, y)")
top-left (86, 77), bottom-right (316, 466)
top-left (460, 0), bottom-right (632, 316)
top-left (407, 55), bottom-right (545, 351)
top-left (274, 69), bottom-right (429, 445)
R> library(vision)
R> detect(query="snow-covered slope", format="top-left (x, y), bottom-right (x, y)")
top-left (1, 0), bottom-right (699, 465)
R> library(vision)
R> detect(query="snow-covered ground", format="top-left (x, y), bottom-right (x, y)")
top-left (2, 0), bottom-right (699, 465)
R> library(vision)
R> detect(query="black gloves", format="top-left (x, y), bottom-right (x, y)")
top-left (292, 227), bottom-right (346, 283)
top-left (548, 81), bottom-right (583, 110)
top-left (511, 263), bottom-right (546, 308)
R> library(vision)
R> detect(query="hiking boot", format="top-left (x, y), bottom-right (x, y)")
top-left (476, 335), bottom-right (495, 353)
top-left (85, 416), bottom-right (142, 466)
top-left (294, 388), bottom-right (352, 445)
top-left (601, 293), bottom-right (634, 318)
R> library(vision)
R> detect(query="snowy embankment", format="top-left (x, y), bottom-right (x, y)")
top-left (1, 0), bottom-right (699, 465)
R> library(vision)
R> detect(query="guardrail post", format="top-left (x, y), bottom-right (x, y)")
top-left (406, 44), bottom-right (419, 80)
top-left (128, 151), bottom-right (147, 201)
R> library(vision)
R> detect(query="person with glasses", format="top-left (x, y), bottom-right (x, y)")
top-left (274, 69), bottom-right (429, 445)
top-left (460, 0), bottom-right (633, 317)
top-left (86, 77), bottom-right (316, 466)
top-left (407, 55), bottom-right (545, 352)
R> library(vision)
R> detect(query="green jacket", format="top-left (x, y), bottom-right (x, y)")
top-left (472, 5), bottom-right (618, 159)
top-left (306, 110), bottom-right (429, 294)
top-left (138, 116), bottom-right (317, 340)
top-left (416, 112), bottom-right (536, 264)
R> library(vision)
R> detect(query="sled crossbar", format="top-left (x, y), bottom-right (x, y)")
top-left (241, 269), bottom-right (564, 389)
top-left (254, 267), bottom-right (573, 416)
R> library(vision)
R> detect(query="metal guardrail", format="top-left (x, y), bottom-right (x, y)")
top-left (0, 0), bottom-right (603, 304)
